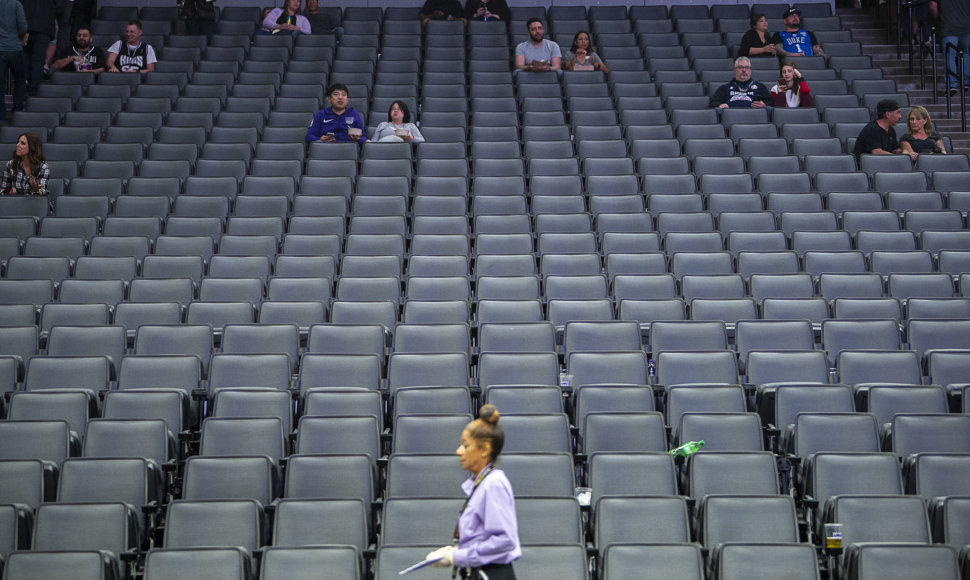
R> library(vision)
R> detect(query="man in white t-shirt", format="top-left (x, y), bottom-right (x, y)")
top-left (105, 19), bottom-right (156, 73)
top-left (514, 18), bottom-right (561, 76)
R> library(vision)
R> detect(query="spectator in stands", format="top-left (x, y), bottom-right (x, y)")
top-left (710, 57), bottom-right (770, 110)
top-left (53, 0), bottom-right (72, 55)
top-left (22, 0), bottom-right (56, 96)
top-left (259, 0), bottom-right (311, 37)
top-left (105, 20), bottom-right (156, 73)
top-left (563, 30), bottom-right (609, 73)
top-left (305, 0), bottom-right (344, 39)
top-left (908, 0), bottom-right (937, 55)
top-left (54, 0), bottom-right (94, 56)
top-left (419, 0), bottom-right (466, 26)
top-left (1, 133), bottom-right (49, 196)
top-left (306, 83), bottom-right (367, 144)
top-left (0, 0), bottom-right (27, 124)
top-left (514, 19), bottom-right (562, 76)
top-left (770, 60), bottom-right (813, 107)
top-left (424, 405), bottom-right (521, 579)
top-left (372, 100), bottom-right (425, 143)
top-left (853, 98), bottom-right (904, 158)
top-left (465, 0), bottom-right (510, 23)
top-left (900, 105), bottom-right (947, 157)
top-left (738, 13), bottom-right (777, 58)
top-left (941, 0), bottom-right (970, 96)
top-left (51, 26), bottom-right (104, 74)
top-left (771, 8), bottom-right (824, 57)
top-left (71, 0), bottom-right (95, 39)
top-left (179, 0), bottom-right (217, 38)
top-left (44, 37), bottom-right (56, 78)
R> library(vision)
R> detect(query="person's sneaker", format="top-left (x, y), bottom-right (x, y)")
top-left (949, 87), bottom-right (959, 97)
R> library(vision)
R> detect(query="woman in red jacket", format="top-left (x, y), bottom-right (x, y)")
top-left (770, 60), bottom-right (813, 108)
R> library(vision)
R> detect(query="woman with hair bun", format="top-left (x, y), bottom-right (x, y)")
top-left (426, 404), bottom-right (521, 579)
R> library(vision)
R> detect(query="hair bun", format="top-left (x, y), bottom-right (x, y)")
top-left (479, 404), bottom-right (500, 425)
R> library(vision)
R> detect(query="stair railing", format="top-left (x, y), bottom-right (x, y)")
top-left (899, 0), bottom-right (936, 79)
top-left (944, 40), bottom-right (967, 131)
top-left (896, 0), bottom-right (911, 60)
top-left (914, 21), bottom-right (936, 90)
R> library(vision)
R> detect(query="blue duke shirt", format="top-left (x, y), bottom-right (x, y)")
top-left (771, 29), bottom-right (818, 56)
top-left (305, 106), bottom-right (367, 143)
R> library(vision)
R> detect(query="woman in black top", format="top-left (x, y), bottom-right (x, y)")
top-left (739, 13), bottom-right (777, 58)
top-left (900, 105), bottom-right (946, 157)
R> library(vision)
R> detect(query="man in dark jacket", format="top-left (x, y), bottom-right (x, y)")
top-left (710, 56), bottom-right (771, 110)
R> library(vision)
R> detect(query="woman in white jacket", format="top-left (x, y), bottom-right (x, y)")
top-left (372, 100), bottom-right (425, 143)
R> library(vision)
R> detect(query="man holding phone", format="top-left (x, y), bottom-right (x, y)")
top-left (514, 19), bottom-right (562, 76)
top-left (710, 57), bottom-right (771, 110)
top-left (418, 0), bottom-right (465, 26)
top-left (306, 83), bottom-right (367, 144)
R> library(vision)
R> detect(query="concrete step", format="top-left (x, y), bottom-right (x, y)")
top-left (893, 78), bottom-right (948, 93)
top-left (864, 44), bottom-right (928, 57)
top-left (853, 32), bottom-right (896, 44)
top-left (873, 54), bottom-right (946, 63)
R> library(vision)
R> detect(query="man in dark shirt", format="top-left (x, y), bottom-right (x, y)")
top-left (709, 57), bottom-right (771, 109)
top-left (179, 0), bottom-right (217, 38)
top-left (304, 0), bottom-right (343, 38)
top-left (52, 26), bottom-right (104, 73)
top-left (419, 0), bottom-right (465, 26)
top-left (465, 0), bottom-right (510, 23)
top-left (770, 8), bottom-right (824, 57)
top-left (853, 99), bottom-right (903, 157)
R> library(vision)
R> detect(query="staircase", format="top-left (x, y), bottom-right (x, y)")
top-left (838, 7), bottom-right (970, 155)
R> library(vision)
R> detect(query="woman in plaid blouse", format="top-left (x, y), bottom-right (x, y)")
top-left (1, 133), bottom-right (49, 196)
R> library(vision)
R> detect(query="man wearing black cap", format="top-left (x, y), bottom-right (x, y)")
top-left (853, 99), bottom-right (905, 158)
top-left (771, 8), bottom-right (824, 57)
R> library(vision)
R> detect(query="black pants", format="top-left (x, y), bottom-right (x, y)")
top-left (0, 50), bottom-right (26, 122)
top-left (459, 563), bottom-right (516, 580)
top-left (23, 32), bottom-right (51, 96)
